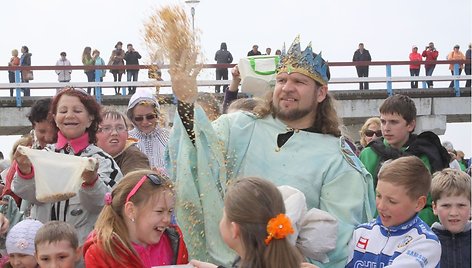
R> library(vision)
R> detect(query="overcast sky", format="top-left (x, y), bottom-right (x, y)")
top-left (0, 0), bottom-right (470, 156)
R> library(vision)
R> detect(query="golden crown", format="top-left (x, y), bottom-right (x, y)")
top-left (276, 36), bottom-right (329, 85)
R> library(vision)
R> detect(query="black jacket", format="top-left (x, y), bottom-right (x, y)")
top-left (124, 51), bottom-right (142, 65)
top-left (432, 222), bottom-right (471, 268)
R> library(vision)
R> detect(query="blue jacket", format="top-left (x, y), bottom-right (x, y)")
top-left (346, 215), bottom-right (441, 268)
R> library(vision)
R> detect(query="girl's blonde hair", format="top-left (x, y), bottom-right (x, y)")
top-left (225, 177), bottom-right (302, 268)
top-left (93, 169), bottom-right (174, 262)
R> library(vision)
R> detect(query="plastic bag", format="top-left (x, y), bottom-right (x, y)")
top-left (238, 55), bottom-right (279, 97)
top-left (17, 146), bottom-right (97, 203)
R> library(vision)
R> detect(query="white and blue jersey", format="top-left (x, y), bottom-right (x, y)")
top-left (346, 215), bottom-right (441, 268)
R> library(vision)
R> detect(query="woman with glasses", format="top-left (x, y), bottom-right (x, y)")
top-left (83, 170), bottom-right (188, 267)
top-left (126, 89), bottom-right (169, 170)
top-left (96, 108), bottom-right (150, 175)
top-left (12, 87), bottom-right (123, 246)
top-left (359, 117), bottom-right (382, 150)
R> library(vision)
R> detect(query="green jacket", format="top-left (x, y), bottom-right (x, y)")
top-left (360, 138), bottom-right (438, 226)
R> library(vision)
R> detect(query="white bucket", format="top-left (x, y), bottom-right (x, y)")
top-left (17, 146), bottom-right (97, 203)
top-left (238, 55), bottom-right (279, 97)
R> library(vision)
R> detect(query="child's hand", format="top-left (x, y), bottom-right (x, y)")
top-left (189, 259), bottom-right (218, 268)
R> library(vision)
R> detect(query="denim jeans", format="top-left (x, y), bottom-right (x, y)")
top-left (127, 70), bottom-right (139, 95)
top-left (409, 69), bottom-right (420, 88)
top-left (449, 69), bottom-right (463, 88)
top-left (425, 66), bottom-right (435, 87)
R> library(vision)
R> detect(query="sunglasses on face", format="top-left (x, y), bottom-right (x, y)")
top-left (134, 113), bottom-right (158, 122)
top-left (364, 130), bottom-right (382, 137)
top-left (126, 174), bottom-right (163, 203)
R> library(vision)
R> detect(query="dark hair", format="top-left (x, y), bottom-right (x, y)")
top-left (115, 41), bottom-right (123, 48)
top-left (28, 98), bottom-right (52, 126)
top-left (49, 87), bottom-right (102, 144)
top-left (379, 94), bottom-right (416, 124)
top-left (60, 52), bottom-right (66, 56)
top-left (127, 44), bottom-right (133, 48)
top-left (22, 46), bottom-right (29, 53)
top-left (225, 177), bottom-right (302, 268)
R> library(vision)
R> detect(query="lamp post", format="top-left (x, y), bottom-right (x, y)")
top-left (185, 0), bottom-right (200, 34)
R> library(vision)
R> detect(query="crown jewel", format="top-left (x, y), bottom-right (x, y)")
top-left (276, 36), bottom-right (329, 85)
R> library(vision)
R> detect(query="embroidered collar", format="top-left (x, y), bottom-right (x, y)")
top-left (56, 132), bottom-right (90, 154)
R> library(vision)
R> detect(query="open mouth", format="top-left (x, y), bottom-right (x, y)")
top-left (154, 226), bottom-right (166, 232)
top-left (109, 139), bottom-right (119, 144)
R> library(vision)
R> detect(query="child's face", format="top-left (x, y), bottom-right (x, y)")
top-left (35, 240), bottom-right (80, 268)
top-left (380, 113), bottom-right (415, 149)
top-left (8, 253), bottom-right (38, 268)
top-left (376, 180), bottom-right (425, 227)
top-left (433, 194), bottom-right (471, 234)
top-left (134, 190), bottom-right (174, 245)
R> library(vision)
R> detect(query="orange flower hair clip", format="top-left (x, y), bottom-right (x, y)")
top-left (264, 213), bottom-right (294, 245)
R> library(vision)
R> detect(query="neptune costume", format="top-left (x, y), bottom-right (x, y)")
top-left (167, 37), bottom-right (375, 268)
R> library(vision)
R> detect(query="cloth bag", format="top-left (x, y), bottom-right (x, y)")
top-left (17, 146), bottom-right (97, 203)
top-left (238, 55), bottom-right (279, 97)
top-left (278, 185), bottom-right (338, 264)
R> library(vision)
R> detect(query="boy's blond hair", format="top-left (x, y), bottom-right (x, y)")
top-left (34, 221), bottom-right (79, 250)
top-left (378, 156), bottom-right (431, 199)
top-left (431, 168), bottom-right (471, 202)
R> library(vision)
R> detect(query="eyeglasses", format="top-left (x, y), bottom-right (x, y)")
top-left (98, 125), bottom-right (127, 134)
top-left (126, 174), bottom-right (162, 203)
top-left (364, 130), bottom-right (382, 137)
top-left (134, 113), bottom-right (158, 122)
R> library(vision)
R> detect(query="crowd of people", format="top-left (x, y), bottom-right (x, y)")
top-left (7, 41), bottom-right (471, 98)
top-left (0, 35), bottom-right (469, 268)
top-left (7, 41), bottom-right (143, 97)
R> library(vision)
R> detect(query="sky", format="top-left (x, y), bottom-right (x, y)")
top-left (0, 0), bottom-right (471, 157)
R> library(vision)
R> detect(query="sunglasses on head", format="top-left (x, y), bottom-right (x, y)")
top-left (364, 130), bottom-right (382, 137)
top-left (134, 113), bottom-right (158, 122)
top-left (126, 174), bottom-right (163, 203)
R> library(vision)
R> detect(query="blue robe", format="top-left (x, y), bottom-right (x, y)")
top-left (167, 107), bottom-right (375, 268)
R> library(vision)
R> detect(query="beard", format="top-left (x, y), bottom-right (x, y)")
top-left (273, 102), bottom-right (316, 122)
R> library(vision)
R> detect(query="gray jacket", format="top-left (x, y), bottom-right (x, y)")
top-left (12, 144), bottom-right (122, 245)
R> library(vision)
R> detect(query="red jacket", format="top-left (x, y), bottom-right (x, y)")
top-left (409, 52), bottom-right (422, 69)
top-left (422, 49), bottom-right (439, 68)
top-left (83, 234), bottom-right (144, 268)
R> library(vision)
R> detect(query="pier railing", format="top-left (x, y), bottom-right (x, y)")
top-left (0, 60), bottom-right (469, 107)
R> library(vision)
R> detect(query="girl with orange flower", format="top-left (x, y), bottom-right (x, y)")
top-left (189, 177), bottom-right (318, 268)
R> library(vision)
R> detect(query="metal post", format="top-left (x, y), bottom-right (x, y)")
top-left (15, 70), bottom-right (22, 107)
top-left (94, 69), bottom-right (102, 103)
top-left (453, 63), bottom-right (460, 96)
top-left (191, 7), bottom-right (195, 33)
top-left (386, 64), bottom-right (393, 96)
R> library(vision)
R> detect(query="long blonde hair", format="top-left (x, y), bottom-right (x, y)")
top-left (93, 169), bottom-right (173, 262)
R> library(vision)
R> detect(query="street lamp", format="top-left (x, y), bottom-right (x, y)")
top-left (185, 0), bottom-right (200, 34)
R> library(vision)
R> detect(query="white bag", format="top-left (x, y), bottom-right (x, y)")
top-left (17, 146), bottom-right (97, 203)
top-left (238, 55), bottom-right (279, 97)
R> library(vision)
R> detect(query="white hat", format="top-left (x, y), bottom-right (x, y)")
top-left (6, 219), bottom-right (43, 256)
top-left (126, 88), bottom-right (160, 121)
